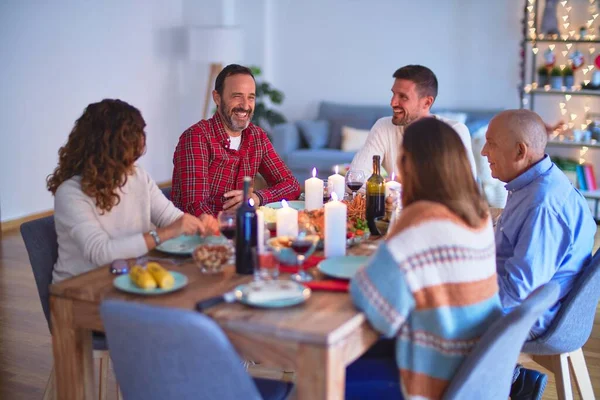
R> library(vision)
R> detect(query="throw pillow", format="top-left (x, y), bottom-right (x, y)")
top-left (471, 124), bottom-right (508, 207)
top-left (328, 115), bottom-right (374, 149)
top-left (341, 126), bottom-right (370, 152)
top-left (297, 120), bottom-right (330, 149)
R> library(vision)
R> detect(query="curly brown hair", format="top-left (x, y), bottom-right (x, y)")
top-left (47, 99), bottom-right (146, 213)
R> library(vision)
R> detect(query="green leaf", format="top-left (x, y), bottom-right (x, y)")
top-left (269, 90), bottom-right (284, 104)
top-left (250, 66), bottom-right (262, 76)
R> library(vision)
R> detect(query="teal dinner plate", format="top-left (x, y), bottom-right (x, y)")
top-left (264, 201), bottom-right (305, 211)
top-left (113, 271), bottom-right (188, 295)
top-left (317, 256), bottom-right (369, 280)
top-left (234, 280), bottom-right (311, 308)
top-left (156, 235), bottom-right (227, 255)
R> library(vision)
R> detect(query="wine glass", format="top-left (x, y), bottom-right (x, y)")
top-left (290, 223), bottom-right (319, 283)
top-left (217, 210), bottom-right (236, 257)
top-left (346, 169), bottom-right (366, 199)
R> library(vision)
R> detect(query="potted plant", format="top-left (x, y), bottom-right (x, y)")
top-left (550, 67), bottom-right (562, 89)
top-left (563, 66), bottom-right (574, 88)
top-left (537, 66), bottom-right (550, 86)
top-left (249, 66), bottom-right (286, 131)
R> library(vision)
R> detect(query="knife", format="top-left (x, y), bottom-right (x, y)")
top-left (196, 291), bottom-right (238, 312)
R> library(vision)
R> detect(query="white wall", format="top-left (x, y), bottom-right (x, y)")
top-left (0, 0), bottom-right (189, 221)
top-left (270, 0), bottom-right (522, 120)
top-left (0, 0), bottom-right (525, 222)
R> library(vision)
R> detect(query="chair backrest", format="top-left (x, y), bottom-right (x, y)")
top-left (160, 186), bottom-right (171, 201)
top-left (20, 215), bottom-right (57, 331)
top-left (443, 282), bottom-right (560, 400)
top-left (100, 300), bottom-right (264, 400)
top-left (523, 248), bottom-right (600, 354)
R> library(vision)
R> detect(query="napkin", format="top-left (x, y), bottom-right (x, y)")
top-left (279, 255), bottom-right (326, 273)
top-left (304, 280), bottom-right (349, 292)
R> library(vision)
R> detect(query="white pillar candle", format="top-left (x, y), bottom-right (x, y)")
top-left (385, 172), bottom-right (402, 198)
top-left (255, 207), bottom-right (265, 254)
top-left (328, 165), bottom-right (346, 201)
top-left (305, 167), bottom-right (324, 210)
top-left (276, 200), bottom-right (298, 238)
top-left (324, 192), bottom-right (347, 258)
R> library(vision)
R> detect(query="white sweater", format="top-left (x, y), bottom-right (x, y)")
top-left (349, 115), bottom-right (477, 179)
top-left (52, 166), bottom-right (183, 283)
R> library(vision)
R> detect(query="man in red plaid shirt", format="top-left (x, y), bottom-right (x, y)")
top-left (172, 64), bottom-right (301, 216)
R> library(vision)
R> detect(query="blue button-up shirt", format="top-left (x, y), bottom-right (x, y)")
top-left (496, 154), bottom-right (596, 337)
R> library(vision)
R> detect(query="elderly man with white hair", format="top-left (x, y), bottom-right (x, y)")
top-left (482, 109), bottom-right (596, 400)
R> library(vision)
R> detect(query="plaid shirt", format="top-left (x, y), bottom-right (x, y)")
top-left (172, 113), bottom-right (301, 216)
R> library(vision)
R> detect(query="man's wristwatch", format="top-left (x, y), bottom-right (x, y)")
top-left (149, 230), bottom-right (161, 246)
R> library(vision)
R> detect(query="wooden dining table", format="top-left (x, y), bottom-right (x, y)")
top-left (49, 240), bottom-right (382, 400)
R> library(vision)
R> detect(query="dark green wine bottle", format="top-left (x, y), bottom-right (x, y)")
top-left (365, 155), bottom-right (385, 235)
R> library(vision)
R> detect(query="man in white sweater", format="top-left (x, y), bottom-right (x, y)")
top-left (350, 65), bottom-right (476, 179)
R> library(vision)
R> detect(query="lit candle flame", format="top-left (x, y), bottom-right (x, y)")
top-left (312, 167), bottom-right (317, 178)
top-left (331, 192), bottom-right (339, 202)
top-left (281, 199), bottom-right (288, 208)
top-left (249, 198), bottom-right (255, 207)
top-left (334, 165), bottom-right (339, 174)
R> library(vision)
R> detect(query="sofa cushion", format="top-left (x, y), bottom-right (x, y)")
top-left (297, 120), bottom-right (330, 149)
top-left (329, 115), bottom-right (374, 149)
top-left (341, 126), bottom-right (370, 152)
top-left (434, 111), bottom-right (468, 124)
top-left (286, 149), bottom-right (356, 178)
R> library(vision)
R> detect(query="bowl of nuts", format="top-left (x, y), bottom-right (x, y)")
top-left (192, 237), bottom-right (232, 274)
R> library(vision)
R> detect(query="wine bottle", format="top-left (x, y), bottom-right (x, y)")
top-left (235, 177), bottom-right (257, 275)
top-left (366, 155), bottom-right (385, 235)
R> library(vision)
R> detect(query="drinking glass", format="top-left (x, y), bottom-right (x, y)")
top-left (346, 169), bottom-right (366, 199)
top-left (218, 210), bottom-right (236, 259)
top-left (290, 223), bottom-right (319, 283)
top-left (255, 223), bottom-right (280, 281)
top-left (322, 179), bottom-right (331, 203)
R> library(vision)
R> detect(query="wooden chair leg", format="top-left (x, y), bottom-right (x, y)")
top-left (550, 353), bottom-right (574, 400)
top-left (95, 350), bottom-right (109, 400)
top-left (42, 366), bottom-right (56, 400)
top-left (568, 349), bottom-right (595, 400)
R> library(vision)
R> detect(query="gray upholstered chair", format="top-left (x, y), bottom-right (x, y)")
top-left (21, 215), bottom-right (118, 400)
top-left (443, 282), bottom-right (561, 399)
top-left (101, 300), bottom-right (293, 400)
top-left (521, 250), bottom-right (600, 400)
top-left (160, 185), bottom-right (171, 201)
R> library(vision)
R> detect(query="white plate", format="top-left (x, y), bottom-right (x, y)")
top-left (317, 256), bottom-right (369, 280)
top-left (156, 235), bottom-right (227, 255)
top-left (234, 280), bottom-right (311, 308)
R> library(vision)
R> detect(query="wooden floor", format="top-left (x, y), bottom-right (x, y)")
top-left (1, 228), bottom-right (599, 399)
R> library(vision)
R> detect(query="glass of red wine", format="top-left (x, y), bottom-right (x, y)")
top-left (346, 169), bottom-right (366, 199)
top-left (290, 223), bottom-right (319, 282)
top-left (218, 210), bottom-right (236, 259)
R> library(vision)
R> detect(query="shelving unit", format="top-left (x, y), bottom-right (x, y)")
top-left (519, 1), bottom-right (600, 110)
top-left (547, 139), bottom-right (600, 148)
top-left (520, 1), bottom-right (600, 219)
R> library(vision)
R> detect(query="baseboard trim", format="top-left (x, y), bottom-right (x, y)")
top-left (1, 180), bottom-right (172, 233)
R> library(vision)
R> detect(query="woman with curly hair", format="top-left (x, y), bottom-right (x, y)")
top-left (48, 99), bottom-right (217, 283)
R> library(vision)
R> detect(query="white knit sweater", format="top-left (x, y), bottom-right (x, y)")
top-left (52, 166), bottom-right (182, 283)
top-left (349, 115), bottom-right (476, 178)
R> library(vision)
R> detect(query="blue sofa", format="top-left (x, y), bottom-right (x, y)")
top-left (270, 101), bottom-right (501, 182)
